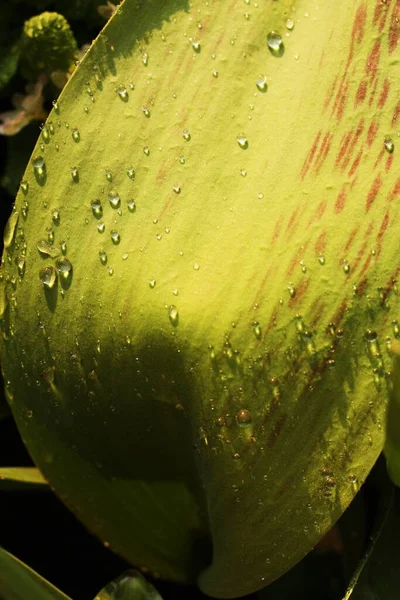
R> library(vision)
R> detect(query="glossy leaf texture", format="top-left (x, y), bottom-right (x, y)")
top-left (1, 0), bottom-right (400, 598)
top-left (94, 570), bottom-right (163, 600)
top-left (384, 340), bottom-right (400, 485)
top-left (0, 546), bottom-right (71, 600)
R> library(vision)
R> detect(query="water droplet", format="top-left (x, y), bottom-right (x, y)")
top-left (237, 135), bottom-right (248, 149)
top-left (91, 199), bottom-right (103, 217)
top-left (318, 255), bottom-right (325, 265)
top-left (342, 260), bottom-right (351, 275)
top-left (105, 169), bottom-right (113, 182)
top-left (392, 320), bottom-right (400, 339)
top-left (286, 18), bottom-right (295, 30)
top-left (60, 241), bottom-right (67, 254)
top-left (110, 229), bottom-right (120, 244)
top-left (384, 137), bottom-right (394, 153)
top-left (3, 211), bottom-right (19, 249)
top-left (240, 169), bottom-right (247, 177)
top-left (143, 146), bottom-right (150, 155)
top-left (108, 267), bottom-right (114, 276)
top-left (183, 129), bottom-right (191, 141)
top-left (192, 40), bottom-right (201, 53)
top-left (52, 209), bottom-right (60, 225)
top-left (97, 223), bottom-right (105, 233)
top-left (122, 252), bottom-right (129, 261)
top-left (267, 31), bottom-right (284, 56)
top-left (41, 125), bottom-right (50, 143)
top-left (108, 191), bottom-right (121, 208)
top-left (235, 408), bottom-right (252, 427)
top-left (258, 192), bottom-right (264, 199)
top-left (253, 321), bottom-right (262, 339)
top-left (47, 228), bottom-right (55, 244)
top-left (55, 257), bottom-right (73, 278)
top-left (72, 128), bottom-right (80, 142)
top-left (173, 185), bottom-right (181, 194)
top-left (32, 156), bottom-right (45, 177)
top-left (116, 85), bottom-right (128, 101)
top-left (17, 256), bottom-right (25, 278)
top-left (20, 180), bottom-right (29, 194)
top-left (149, 279), bottom-right (156, 289)
top-left (37, 239), bottom-right (61, 258)
top-left (169, 305), bottom-right (179, 326)
top-left (52, 100), bottom-right (59, 113)
top-left (126, 166), bottom-right (135, 179)
top-left (127, 199), bottom-right (136, 212)
top-left (365, 330), bottom-right (378, 343)
top-left (212, 69), bottom-right (218, 78)
top-left (71, 167), bottom-right (79, 181)
top-left (287, 283), bottom-right (296, 298)
top-left (142, 51), bottom-right (149, 66)
top-left (39, 266), bottom-right (57, 288)
top-left (256, 76), bottom-right (268, 92)
top-left (179, 156), bottom-right (186, 164)
top-left (99, 251), bottom-right (107, 265)
top-left (142, 106), bottom-right (150, 118)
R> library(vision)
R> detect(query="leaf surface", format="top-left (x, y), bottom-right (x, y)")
top-left (94, 570), bottom-right (163, 600)
top-left (1, 0), bottom-right (400, 598)
top-left (0, 466), bottom-right (48, 489)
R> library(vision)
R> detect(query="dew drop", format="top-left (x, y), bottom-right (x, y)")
top-left (236, 135), bottom-right (248, 149)
top-left (20, 180), bottom-right (29, 194)
top-left (169, 305), bottom-right (179, 326)
top-left (108, 191), bottom-right (121, 208)
top-left (99, 251), bottom-right (107, 265)
top-left (235, 408), bottom-right (252, 427)
top-left (364, 330), bottom-right (378, 343)
top-left (287, 283), bottom-right (296, 298)
top-left (384, 137), bottom-right (394, 153)
top-left (142, 106), bottom-right (150, 118)
top-left (143, 146), bottom-right (150, 155)
top-left (126, 166), bottom-right (135, 179)
top-left (97, 223), bottom-right (105, 233)
top-left (212, 69), bottom-right (218, 78)
top-left (108, 267), bottom-right (114, 276)
top-left (393, 320), bottom-right (400, 339)
top-left (127, 199), bottom-right (136, 212)
top-left (286, 18), bottom-right (295, 30)
top-left (116, 85), bottom-right (128, 100)
top-left (52, 209), bottom-right (60, 225)
top-left (71, 128), bottom-right (80, 142)
top-left (342, 260), bottom-right (351, 275)
top-left (173, 185), bottom-right (181, 194)
top-left (142, 52), bottom-right (149, 66)
top-left (60, 241), bottom-right (67, 254)
top-left (32, 156), bottom-right (45, 176)
top-left (253, 321), bottom-right (262, 339)
top-left (318, 255), bottom-right (325, 265)
top-left (55, 257), bottom-right (73, 278)
top-left (91, 199), bottom-right (103, 217)
top-left (105, 169), bottom-right (113, 182)
top-left (110, 229), bottom-right (120, 244)
top-left (256, 76), bottom-right (268, 92)
top-left (37, 239), bottom-right (61, 258)
top-left (3, 211), bottom-right (19, 249)
top-left (179, 156), bottom-right (186, 164)
top-left (192, 40), bottom-right (201, 53)
top-left (267, 31), bottom-right (284, 56)
top-left (183, 129), bottom-right (191, 141)
top-left (149, 279), bottom-right (156, 289)
top-left (39, 266), bottom-right (57, 288)
top-left (71, 166), bottom-right (79, 181)
top-left (240, 169), bottom-right (247, 177)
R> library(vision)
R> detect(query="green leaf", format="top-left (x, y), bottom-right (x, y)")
top-left (1, 0), bottom-right (400, 598)
top-left (0, 466), bottom-right (48, 490)
top-left (94, 570), bottom-right (163, 600)
top-left (0, 546), bottom-right (71, 600)
top-left (343, 486), bottom-right (400, 600)
top-left (0, 39), bottom-right (22, 91)
top-left (384, 340), bottom-right (400, 486)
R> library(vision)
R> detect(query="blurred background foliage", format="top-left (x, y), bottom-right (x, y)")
top-left (0, 1), bottom-right (398, 598)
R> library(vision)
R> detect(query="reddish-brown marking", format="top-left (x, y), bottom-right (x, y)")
top-left (355, 79), bottom-right (368, 106)
top-left (359, 254), bottom-right (372, 278)
top-left (307, 199), bottom-right (327, 227)
top-left (315, 230), bottom-right (327, 256)
top-left (253, 264), bottom-right (274, 308)
top-left (310, 298), bottom-right (326, 328)
top-left (368, 77), bottom-right (379, 107)
top-left (286, 206), bottom-right (301, 235)
top-left (366, 40), bottom-right (381, 81)
top-left (272, 214), bottom-right (285, 244)
top-left (357, 278), bottom-right (368, 296)
top-left (367, 120), bottom-right (379, 146)
top-left (313, 132), bottom-right (333, 174)
top-left (386, 153), bottom-right (394, 171)
top-left (350, 4), bottom-right (368, 59)
top-left (267, 415), bottom-right (287, 449)
top-left (377, 78), bottom-right (390, 108)
top-left (366, 175), bottom-right (382, 212)
top-left (392, 101), bottom-right (400, 126)
top-left (387, 178), bottom-right (400, 203)
top-left (286, 246), bottom-right (305, 278)
top-left (266, 304), bottom-right (279, 334)
top-left (301, 131), bottom-right (322, 179)
top-left (374, 148), bottom-right (385, 169)
top-left (334, 188), bottom-right (347, 214)
top-left (344, 226), bottom-right (360, 254)
top-left (332, 299), bottom-right (348, 328)
top-left (353, 240), bottom-right (369, 275)
top-left (377, 0), bottom-right (392, 32)
top-left (349, 149), bottom-right (363, 177)
top-left (389, 0), bottom-right (400, 53)
top-left (342, 119), bottom-right (364, 170)
top-left (288, 278), bottom-right (310, 307)
top-left (376, 211), bottom-right (390, 256)
top-left (336, 79), bottom-right (349, 120)
top-left (373, 0), bottom-right (385, 26)
top-left (324, 76), bottom-right (338, 111)
top-left (336, 131), bottom-right (353, 167)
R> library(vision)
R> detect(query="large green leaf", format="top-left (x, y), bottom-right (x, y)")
top-left (1, 0), bottom-right (400, 597)
top-left (0, 466), bottom-right (48, 489)
top-left (0, 546), bottom-right (71, 600)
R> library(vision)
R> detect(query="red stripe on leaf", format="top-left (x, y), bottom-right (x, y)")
top-left (367, 120), bottom-right (379, 146)
top-left (366, 175), bottom-right (382, 212)
top-left (334, 188), bottom-right (347, 214)
top-left (387, 178), bottom-right (400, 203)
top-left (389, 0), bottom-right (400, 53)
top-left (301, 130), bottom-right (322, 179)
top-left (377, 78), bottom-right (390, 108)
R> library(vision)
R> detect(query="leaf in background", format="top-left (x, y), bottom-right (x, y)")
top-left (0, 40), bottom-right (22, 92)
top-left (343, 485), bottom-right (400, 600)
top-left (1, 0), bottom-right (400, 598)
top-left (0, 466), bottom-right (48, 490)
top-left (384, 340), bottom-right (400, 487)
top-left (0, 546), bottom-right (71, 600)
top-left (94, 570), bottom-right (163, 600)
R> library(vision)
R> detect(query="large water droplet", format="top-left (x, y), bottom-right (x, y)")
top-left (55, 257), bottom-right (73, 278)
top-left (235, 408), bottom-right (252, 427)
top-left (37, 239), bottom-right (61, 258)
top-left (237, 135), bottom-right (248, 149)
top-left (169, 305), bottom-right (179, 326)
top-left (3, 211), bottom-right (19, 249)
top-left (108, 191), bottom-right (121, 208)
top-left (39, 266), bottom-right (57, 288)
top-left (384, 137), bottom-right (394, 153)
top-left (267, 31), bottom-right (284, 56)
top-left (110, 229), bottom-right (120, 244)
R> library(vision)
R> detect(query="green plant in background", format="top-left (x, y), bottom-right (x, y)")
top-left (1, 0), bottom-right (400, 598)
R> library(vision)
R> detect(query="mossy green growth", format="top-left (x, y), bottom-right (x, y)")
top-left (21, 11), bottom-right (78, 77)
